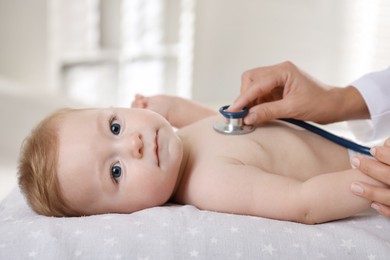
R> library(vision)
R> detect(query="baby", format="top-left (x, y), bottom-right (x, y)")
top-left (18, 94), bottom-right (386, 224)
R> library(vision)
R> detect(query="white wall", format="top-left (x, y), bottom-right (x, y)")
top-left (1, 0), bottom-right (390, 200)
top-left (1, 0), bottom-right (389, 104)
top-left (191, 0), bottom-right (390, 104)
top-left (0, 0), bottom-right (48, 93)
top-left (0, 78), bottom-right (81, 201)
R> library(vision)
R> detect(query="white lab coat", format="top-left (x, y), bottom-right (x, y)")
top-left (348, 67), bottom-right (390, 143)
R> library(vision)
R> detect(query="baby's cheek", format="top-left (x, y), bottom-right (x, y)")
top-left (149, 178), bottom-right (173, 205)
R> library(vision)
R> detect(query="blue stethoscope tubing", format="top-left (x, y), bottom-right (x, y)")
top-left (279, 118), bottom-right (372, 156)
top-left (216, 105), bottom-right (372, 156)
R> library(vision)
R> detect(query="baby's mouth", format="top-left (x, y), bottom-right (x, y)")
top-left (155, 130), bottom-right (160, 166)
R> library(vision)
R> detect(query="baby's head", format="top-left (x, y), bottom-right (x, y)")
top-left (18, 107), bottom-right (183, 217)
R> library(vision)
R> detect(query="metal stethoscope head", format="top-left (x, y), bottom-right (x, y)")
top-left (213, 105), bottom-right (373, 156)
top-left (213, 105), bottom-right (255, 135)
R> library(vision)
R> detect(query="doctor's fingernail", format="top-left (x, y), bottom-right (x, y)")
top-left (371, 203), bottom-right (381, 212)
top-left (370, 147), bottom-right (376, 156)
top-left (351, 157), bottom-right (360, 168)
top-left (351, 183), bottom-right (364, 195)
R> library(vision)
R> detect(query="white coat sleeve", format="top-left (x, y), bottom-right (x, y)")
top-left (348, 67), bottom-right (390, 142)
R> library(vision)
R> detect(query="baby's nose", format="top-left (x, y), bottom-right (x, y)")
top-left (128, 132), bottom-right (143, 159)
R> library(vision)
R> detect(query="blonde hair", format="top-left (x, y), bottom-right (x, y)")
top-left (18, 109), bottom-right (80, 217)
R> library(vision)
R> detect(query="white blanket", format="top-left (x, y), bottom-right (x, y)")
top-left (1, 187), bottom-right (389, 259)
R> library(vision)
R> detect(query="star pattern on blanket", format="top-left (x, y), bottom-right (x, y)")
top-left (317, 252), bottom-right (326, 259)
top-left (340, 239), bottom-right (356, 250)
top-left (189, 250), bottom-right (199, 258)
top-left (262, 243), bottom-right (276, 255)
top-left (28, 251), bottom-right (38, 258)
top-left (1, 196), bottom-right (390, 259)
top-left (187, 227), bottom-right (200, 236)
top-left (104, 238), bottom-right (118, 247)
top-left (74, 250), bottom-right (82, 257)
top-left (73, 229), bottom-right (83, 236)
top-left (28, 230), bottom-right (41, 238)
top-left (235, 251), bottom-right (242, 259)
top-left (230, 226), bottom-right (239, 233)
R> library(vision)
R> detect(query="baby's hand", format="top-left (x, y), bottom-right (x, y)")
top-left (131, 94), bottom-right (172, 120)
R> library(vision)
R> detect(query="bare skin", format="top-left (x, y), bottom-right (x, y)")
top-left (130, 94), bottom-right (387, 224)
top-left (228, 61), bottom-right (390, 217)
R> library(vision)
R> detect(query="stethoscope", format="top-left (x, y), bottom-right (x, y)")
top-left (213, 105), bottom-right (372, 156)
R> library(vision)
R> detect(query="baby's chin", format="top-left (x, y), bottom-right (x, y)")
top-left (159, 125), bottom-right (183, 168)
top-left (167, 138), bottom-right (183, 177)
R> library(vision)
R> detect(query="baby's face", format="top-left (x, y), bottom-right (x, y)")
top-left (56, 108), bottom-right (183, 215)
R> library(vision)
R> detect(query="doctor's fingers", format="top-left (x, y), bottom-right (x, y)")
top-left (244, 99), bottom-right (293, 125)
top-left (240, 64), bottom-right (284, 91)
top-left (357, 183), bottom-right (390, 204)
top-left (356, 155), bottom-right (390, 185)
top-left (230, 65), bottom-right (289, 112)
top-left (351, 180), bottom-right (390, 217)
top-left (371, 144), bottom-right (390, 166)
top-left (385, 137), bottom-right (390, 147)
top-left (230, 79), bottom-right (281, 113)
top-left (355, 182), bottom-right (390, 217)
top-left (372, 202), bottom-right (390, 218)
top-left (229, 87), bottom-right (259, 112)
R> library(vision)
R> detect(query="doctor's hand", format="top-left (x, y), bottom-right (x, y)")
top-left (351, 138), bottom-right (390, 218)
top-left (229, 61), bottom-right (369, 125)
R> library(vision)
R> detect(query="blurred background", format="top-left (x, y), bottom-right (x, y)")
top-left (1, 0), bottom-right (390, 200)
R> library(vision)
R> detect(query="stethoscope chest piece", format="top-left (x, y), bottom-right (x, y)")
top-left (213, 105), bottom-right (255, 135)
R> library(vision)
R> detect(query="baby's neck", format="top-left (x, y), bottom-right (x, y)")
top-left (169, 133), bottom-right (190, 200)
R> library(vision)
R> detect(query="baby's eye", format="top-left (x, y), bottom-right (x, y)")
top-left (110, 119), bottom-right (121, 135)
top-left (111, 162), bottom-right (122, 182)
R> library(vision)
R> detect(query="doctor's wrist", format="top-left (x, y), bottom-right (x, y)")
top-left (330, 86), bottom-right (370, 122)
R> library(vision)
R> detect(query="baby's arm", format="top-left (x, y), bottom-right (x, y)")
top-left (183, 163), bottom-right (387, 224)
top-left (131, 94), bottom-right (217, 128)
top-left (297, 168), bottom-right (388, 223)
